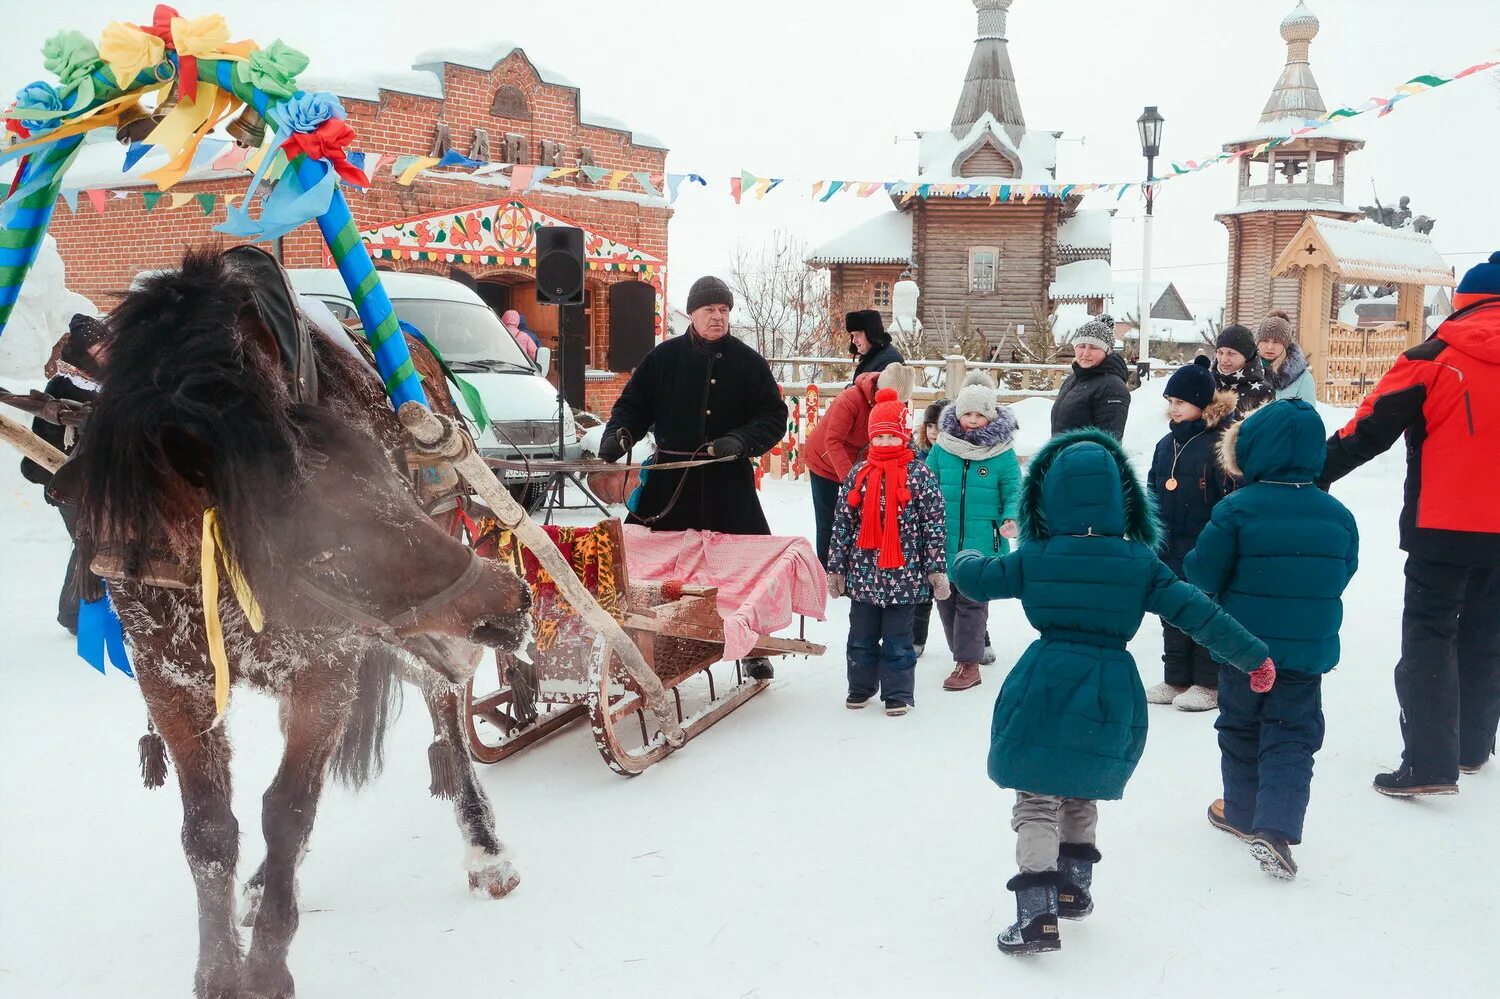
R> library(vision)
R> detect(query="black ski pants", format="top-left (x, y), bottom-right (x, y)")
top-left (1396, 556), bottom-right (1500, 781)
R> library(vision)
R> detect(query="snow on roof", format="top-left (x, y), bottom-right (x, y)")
top-left (1057, 209), bottom-right (1112, 250)
top-left (1217, 198), bottom-right (1361, 217)
top-left (808, 212), bottom-right (913, 266)
top-left (1051, 303), bottom-right (1097, 341)
top-left (307, 47), bottom-right (667, 151)
top-left (0, 129), bottom-right (245, 190)
top-left (1128, 318), bottom-right (1209, 345)
top-left (1290, 216), bottom-right (1456, 287)
top-left (1224, 114), bottom-right (1365, 148)
top-left (413, 42), bottom-right (578, 89)
top-left (299, 68), bottom-right (445, 102)
top-left (916, 113), bottom-right (1059, 184)
top-left (1049, 259), bottom-right (1114, 300)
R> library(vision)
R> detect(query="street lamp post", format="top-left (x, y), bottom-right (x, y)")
top-left (1136, 105), bottom-right (1164, 379)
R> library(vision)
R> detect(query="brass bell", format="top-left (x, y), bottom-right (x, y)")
top-left (225, 106), bottom-right (266, 149)
top-left (114, 102), bottom-right (155, 145)
top-left (149, 83), bottom-right (180, 127)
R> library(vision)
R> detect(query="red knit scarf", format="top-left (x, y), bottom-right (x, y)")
top-left (848, 444), bottom-right (914, 569)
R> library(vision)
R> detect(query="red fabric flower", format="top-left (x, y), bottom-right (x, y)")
top-left (280, 118), bottom-right (370, 188)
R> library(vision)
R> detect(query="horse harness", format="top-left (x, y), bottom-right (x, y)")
top-left (91, 546), bottom-right (492, 640)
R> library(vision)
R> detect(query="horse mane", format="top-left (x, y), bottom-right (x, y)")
top-left (70, 248), bottom-right (403, 589)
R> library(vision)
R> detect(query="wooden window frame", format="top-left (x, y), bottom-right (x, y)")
top-left (873, 280), bottom-right (892, 308)
top-left (968, 246), bottom-right (999, 295)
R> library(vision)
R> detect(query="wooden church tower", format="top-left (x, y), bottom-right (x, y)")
top-left (1216, 2), bottom-right (1364, 329)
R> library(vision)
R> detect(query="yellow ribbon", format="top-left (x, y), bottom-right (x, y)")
top-left (98, 22), bottom-right (166, 89)
top-left (200, 508), bottom-right (264, 720)
top-left (2, 84), bottom-right (171, 157)
top-left (141, 83), bottom-right (240, 190)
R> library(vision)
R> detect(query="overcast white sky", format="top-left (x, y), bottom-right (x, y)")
top-left (3, 0), bottom-right (1497, 312)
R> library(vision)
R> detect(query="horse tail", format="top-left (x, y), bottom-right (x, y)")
top-left (329, 644), bottom-right (405, 790)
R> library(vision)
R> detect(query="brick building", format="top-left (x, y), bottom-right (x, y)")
top-left (42, 44), bottom-right (672, 414)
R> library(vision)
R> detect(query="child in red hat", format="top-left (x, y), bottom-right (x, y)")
top-left (826, 389), bottom-right (949, 715)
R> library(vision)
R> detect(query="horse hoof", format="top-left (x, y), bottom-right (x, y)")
top-left (468, 862), bottom-right (521, 899)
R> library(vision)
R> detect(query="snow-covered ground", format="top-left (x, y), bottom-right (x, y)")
top-left (2, 391), bottom-right (1495, 998)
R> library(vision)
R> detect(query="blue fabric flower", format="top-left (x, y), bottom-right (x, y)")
top-left (15, 80), bottom-right (64, 133)
top-left (266, 90), bottom-right (346, 135)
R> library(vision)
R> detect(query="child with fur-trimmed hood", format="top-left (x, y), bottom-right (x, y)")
top-left (1144, 357), bottom-right (1241, 711)
top-left (926, 372), bottom-right (1021, 692)
top-left (951, 429), bottom-right (1274, 956)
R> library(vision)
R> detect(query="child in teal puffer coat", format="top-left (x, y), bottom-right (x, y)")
top-left (952, 429), bottom-right (1274, 957)
top-left (927, 373), bottom-right (1022, 691)
top-left (1186, 398), bottom-right (1358, 881)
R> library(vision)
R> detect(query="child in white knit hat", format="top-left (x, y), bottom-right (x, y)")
top-left (926, 372), bottom-right (1022, 691)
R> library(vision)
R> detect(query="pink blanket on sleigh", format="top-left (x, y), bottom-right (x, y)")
top-left (622, 526), bottom-right (828, 662)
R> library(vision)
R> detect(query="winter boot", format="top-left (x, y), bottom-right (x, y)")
top-left (982, 644), bottom-right (997, 666)
top-left (1172, 684), bottom-right (1219, 712)
top-left (913, 643), bottom-right (925, 658)
top-left (1249, 829), bottom-right (1298, 880)
top-left (1145, 682), bottom-right (1188, 705)
top-left (997, 871), bottom-right (1061, 955)
top-left (742, 657), bottom-right (775, 681)
top-left (1206, 799), bottom-right (1252, 841)
top-left (943, 662), bottom-right (982, 691)
top-left (1460, 760), bottom-right (1487, 776)
top-left (884, 699), bottom-right (910, 717)
top-left (1056, 843), bottom-right (1099, 920)
top-left (1373, 765), bottom-right (1458, 797)
top-left (846, 692), bottom-right (872, 710)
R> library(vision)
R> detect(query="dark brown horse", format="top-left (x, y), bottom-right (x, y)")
top-left (63, 248), bottom-right (531, 999)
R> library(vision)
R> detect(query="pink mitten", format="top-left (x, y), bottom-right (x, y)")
top-left (1249, 658), bottom-right (1276, 694)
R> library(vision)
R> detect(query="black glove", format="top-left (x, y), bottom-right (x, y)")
top-left (598, 430), bottom-right (628, 464)
top-left (708, 435), bottom-right (743, 459)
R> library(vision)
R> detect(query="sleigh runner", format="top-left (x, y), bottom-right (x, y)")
top-left (463, 516), bottom-right (826, 775)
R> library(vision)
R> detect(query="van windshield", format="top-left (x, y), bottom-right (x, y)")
top-left (393, 299), bottom-right (533, 369)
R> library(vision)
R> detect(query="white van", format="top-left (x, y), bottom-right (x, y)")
top-left (288, 269), bottom-right (577, 509)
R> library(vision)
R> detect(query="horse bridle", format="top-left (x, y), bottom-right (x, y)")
top-left (287, 548), bottom-right (491, 638)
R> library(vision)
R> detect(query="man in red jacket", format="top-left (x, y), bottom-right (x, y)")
top-left (1321, 251), bottom-right (1500, 796)
top-left (805, 363), bottom-right (915, 566)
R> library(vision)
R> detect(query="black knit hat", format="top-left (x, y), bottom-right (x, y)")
top-left (686, 275), bottom-right (734, 313)
top-left (922, 398), bottom-right (948, 427)
top-left (1163, 356), bottom-right (1216, 410)
top-left (1215, 324), bottom-right (1256, 363)
top-left (60, 314), bottom-right (108, 371)
top-left (845, 309), bottom-right (889, 352)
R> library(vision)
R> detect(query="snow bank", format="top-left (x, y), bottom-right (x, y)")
top-left (0, 234), bottom-right (99, 381)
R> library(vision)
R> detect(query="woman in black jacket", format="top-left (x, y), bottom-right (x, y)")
top-left (847, 309), bottom-right (903, 380)
top-left (1050, 314), bottom-right (1131, 440)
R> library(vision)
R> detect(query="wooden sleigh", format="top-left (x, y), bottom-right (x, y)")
top-left (462, 518), bottom-right (825, 775)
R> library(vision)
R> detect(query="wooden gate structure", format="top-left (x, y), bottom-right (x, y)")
top-left (1273, 216), bottom-right (1455, 406)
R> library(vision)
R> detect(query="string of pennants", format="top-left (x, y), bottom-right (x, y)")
top-left (366, 244), bottom-right (660, 276)
top-left (50, 55), bottom-right (1498, 216)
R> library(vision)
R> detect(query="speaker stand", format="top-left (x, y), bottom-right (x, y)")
top-left (536, 321), bottom-right (610, 525)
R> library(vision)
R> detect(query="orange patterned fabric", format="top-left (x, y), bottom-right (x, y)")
top-left (472, 519), bottom-right (624, 650)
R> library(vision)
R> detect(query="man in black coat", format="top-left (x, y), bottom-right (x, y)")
top-left (19, 315), bottom-right (108, 634)
top-left (1049, 314), bottom-right (1131, 440)
top-left (847, 309), bottom-right (903, 380)
top-left (599, 276), bottom-right (788, 677)
top-left (1212, 324), bottom-right (1275, 413)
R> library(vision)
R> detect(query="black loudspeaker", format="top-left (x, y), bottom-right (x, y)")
top-left (536, 226), bottom-right (585, 305)
top-left (608, 280), bottom-right (656, 373)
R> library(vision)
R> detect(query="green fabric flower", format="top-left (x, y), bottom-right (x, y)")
top-left (42, 30), bottom-right (103, 100)
top-left (238, 40), bottom-right (309, 99)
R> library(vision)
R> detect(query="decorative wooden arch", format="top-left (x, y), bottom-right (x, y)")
top-left (1273, 216), bottom-right (1454, 404)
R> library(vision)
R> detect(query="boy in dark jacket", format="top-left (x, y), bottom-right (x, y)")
top-left (826, 388), bottom-right (948, 716)
top-left (953, 429), bottom-right (1272, 956)
top-left (1145, 357), bottom-right (1240, 711)
top-left (1186, 399), bottom-right (1359, 880)
top-left (912, 398), bottom-right (948, 657)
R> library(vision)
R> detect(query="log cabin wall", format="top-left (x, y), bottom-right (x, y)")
top-left (915, 199), bottom-right (1057, 351)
